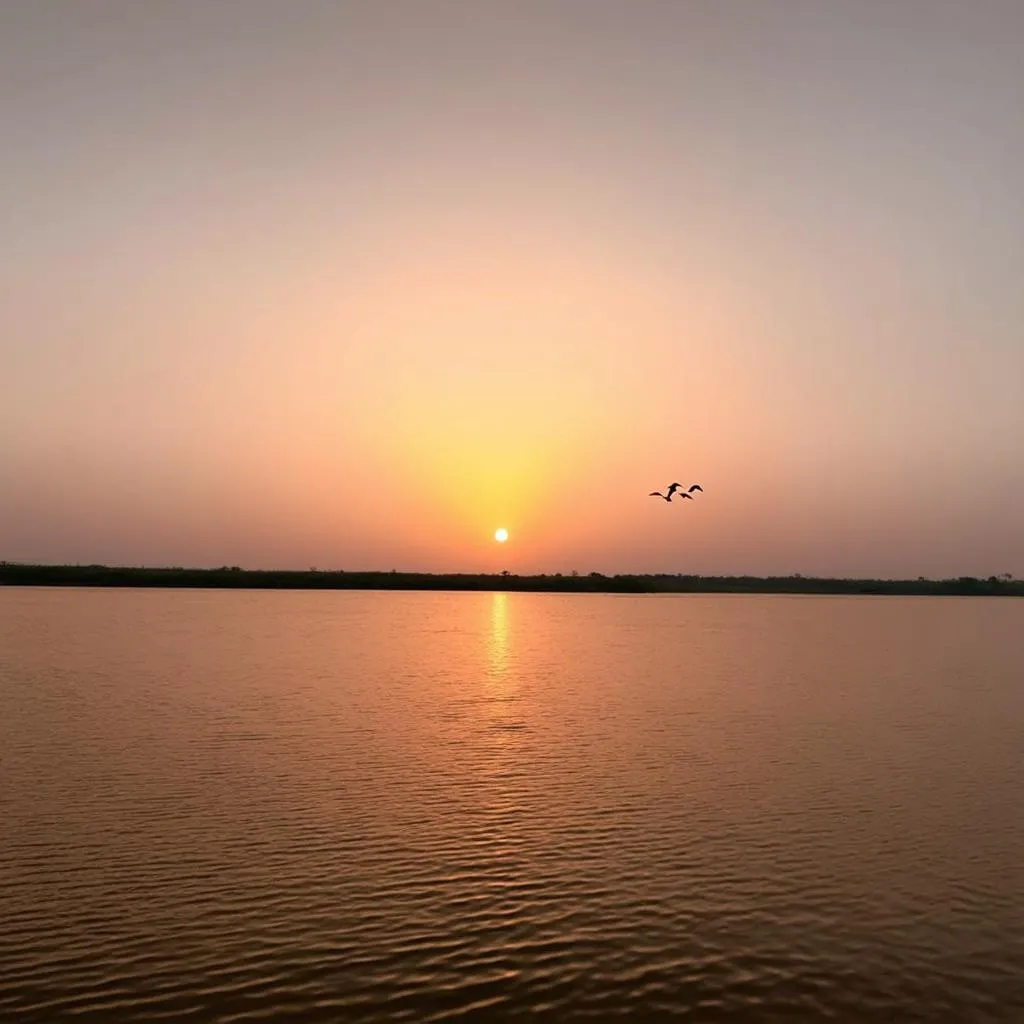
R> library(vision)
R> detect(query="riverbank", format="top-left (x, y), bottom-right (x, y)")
top-left (1, 563), bottom-right (1020, 596)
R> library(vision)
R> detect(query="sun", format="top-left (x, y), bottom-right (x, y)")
top-left (494, 528), bottom-right (509, 543)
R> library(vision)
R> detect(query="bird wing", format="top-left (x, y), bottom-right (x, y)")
top-left (667, 482), bottom-right (681, 495)
top-left (648, 491), bottom-right (662, 497)
top-left (688, 484), bottom-right (703, 492)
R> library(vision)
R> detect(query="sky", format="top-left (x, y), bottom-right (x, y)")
top-left (2, 0), bottom-right (1022, 578)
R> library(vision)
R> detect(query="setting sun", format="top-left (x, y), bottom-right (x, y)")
top-left (494, 528), bottom-right (509, 543)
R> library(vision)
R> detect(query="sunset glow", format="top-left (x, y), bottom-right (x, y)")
top-left (1, 3), bottom-right (1021, 578)
top-left (3, 8), bottom-right (1022, 1024)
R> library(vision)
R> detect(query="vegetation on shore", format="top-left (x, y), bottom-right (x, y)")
top-left (1, 562), bottom-right (1020, 596)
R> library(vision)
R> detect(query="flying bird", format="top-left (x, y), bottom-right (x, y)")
top-left (675, 485), bottom-right (703, 500)
top-left (648, 482), bottom-right (703, 503)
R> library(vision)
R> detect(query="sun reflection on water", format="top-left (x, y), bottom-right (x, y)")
top-left (489, 592), bottom-right (509, 678)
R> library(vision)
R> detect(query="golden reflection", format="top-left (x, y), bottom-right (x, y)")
top-left (489, 592), bottom-right (509, 678)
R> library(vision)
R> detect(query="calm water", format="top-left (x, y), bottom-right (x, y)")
top-left (1, 588), bottom-right (1022, 1022)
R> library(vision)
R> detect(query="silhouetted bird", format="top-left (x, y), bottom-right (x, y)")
top-left (675, 484), bottom-right (704, 499)
top-left (649, 482), bottom-right (703, 503)
top-left (650, 483), bottom-right (685, 501)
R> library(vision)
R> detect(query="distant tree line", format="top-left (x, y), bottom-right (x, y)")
top-left (1, 562), bottom-right (1021, 596)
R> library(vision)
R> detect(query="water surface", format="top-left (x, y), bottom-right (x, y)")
top-left (2, 588), bottom-right (1022, 1021)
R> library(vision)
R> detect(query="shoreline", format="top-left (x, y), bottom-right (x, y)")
top-left (1, 564), bottom-right (1020, 596)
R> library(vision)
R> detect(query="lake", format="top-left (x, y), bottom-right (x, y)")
top-left (1, 588), bottom-right (1022, 1021)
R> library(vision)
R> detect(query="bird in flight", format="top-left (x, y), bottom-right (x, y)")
top-left (649, 482), bottom-right (703, 502)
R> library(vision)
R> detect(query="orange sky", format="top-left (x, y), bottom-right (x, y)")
top-left (2, 2), bottom-right (1022, 577)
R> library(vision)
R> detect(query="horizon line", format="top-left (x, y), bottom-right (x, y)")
top-left (1, 561), bottom-right (1019, 588)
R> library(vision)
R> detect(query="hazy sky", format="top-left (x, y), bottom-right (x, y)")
top-left (2, 0), bottom-right (1022, 576)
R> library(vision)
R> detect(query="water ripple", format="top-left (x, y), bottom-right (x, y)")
top-left (2, 589), bottom-right (1023, 1021)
